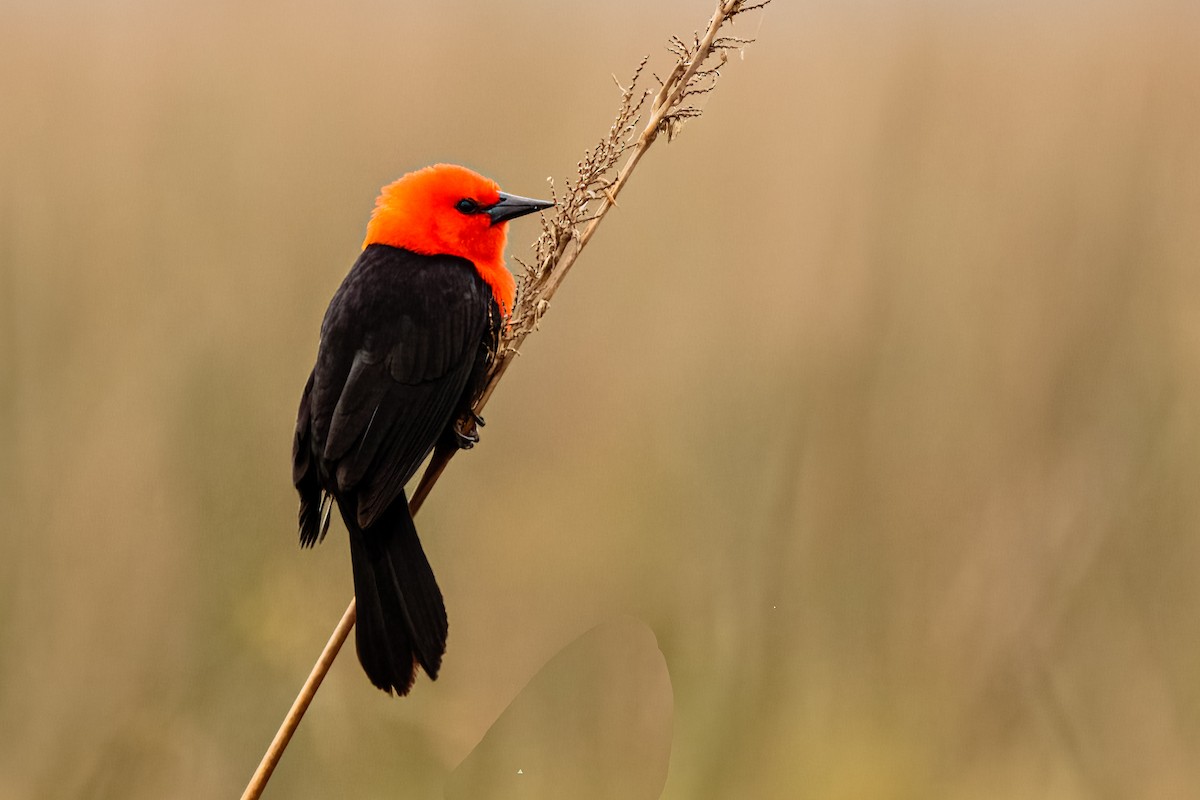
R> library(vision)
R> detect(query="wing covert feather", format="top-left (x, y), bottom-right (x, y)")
top-left (304, 245), bottom-right (494, 527)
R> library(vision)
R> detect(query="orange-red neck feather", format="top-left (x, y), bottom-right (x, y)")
top-left (363, 164), bottom-right (516, 314)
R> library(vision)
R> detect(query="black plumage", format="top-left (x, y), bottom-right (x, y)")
top-left (292, 243), bottom-right (499, 694)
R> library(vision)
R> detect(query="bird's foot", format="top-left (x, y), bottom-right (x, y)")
top-left (452, 411), bottom-right (485, 450)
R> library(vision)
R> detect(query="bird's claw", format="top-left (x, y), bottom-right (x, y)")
top-left (452, 411), bottom-right (484, 450)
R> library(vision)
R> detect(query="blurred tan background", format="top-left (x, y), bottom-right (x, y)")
top-left (3, 0), bottom-right (1200, 797)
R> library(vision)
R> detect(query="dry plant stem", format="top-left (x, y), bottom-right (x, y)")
top-left (239, 599), bottom-right (356, 800)
top-left (479, 0), bottom-right (764, 410)
top-left (242, 2), bottom-right (768, 797)
top-left (240, 489), bottom-right (438, 800)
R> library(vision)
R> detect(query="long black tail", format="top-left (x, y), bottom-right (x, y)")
top-left (343, 491), bottom-right (448, 695)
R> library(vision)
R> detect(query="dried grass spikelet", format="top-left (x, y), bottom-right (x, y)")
top-left (478, 0), bottom-right (774, 413)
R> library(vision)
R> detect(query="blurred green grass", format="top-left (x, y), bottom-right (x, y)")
top-left (3, 0), bottom-right (1200, 797)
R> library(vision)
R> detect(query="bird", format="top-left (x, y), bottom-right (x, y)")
top-left (292, 164), bottom-right (552, 695)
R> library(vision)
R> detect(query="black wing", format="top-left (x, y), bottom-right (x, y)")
top-left (298, 244), bottom-right (494, 530)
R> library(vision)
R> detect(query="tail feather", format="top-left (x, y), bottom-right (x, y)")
top-left (348, 527), bottom-right (415, 692)
top-left (344, 492), bottom-right (447, 695)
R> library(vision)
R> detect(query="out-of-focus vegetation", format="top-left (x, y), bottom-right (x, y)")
top-left (3, 0), bottom-right (1199, 797)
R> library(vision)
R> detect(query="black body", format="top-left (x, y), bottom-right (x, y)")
top-left (293, 243), bottom-right (500, 694)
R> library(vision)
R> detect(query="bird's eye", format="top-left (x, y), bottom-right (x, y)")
top-left (455, 198), bottom-right (479, 214)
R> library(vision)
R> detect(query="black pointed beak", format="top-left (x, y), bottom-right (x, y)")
top-left (486, 192), bottom-right (554, 225)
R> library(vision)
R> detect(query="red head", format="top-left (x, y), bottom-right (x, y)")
top-left (362, 164), bottom-right (551, 315)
